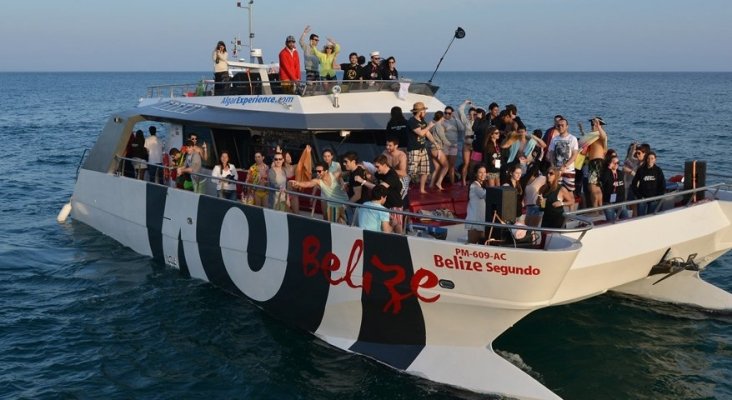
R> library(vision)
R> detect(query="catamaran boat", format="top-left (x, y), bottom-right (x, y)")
top-left (62, 53), bottom-right (732, 400)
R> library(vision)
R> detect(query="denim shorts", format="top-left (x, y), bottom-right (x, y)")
top-left (526, 205), bottom-right (543, 216)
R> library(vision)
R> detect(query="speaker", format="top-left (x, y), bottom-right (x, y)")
top-left (485, 186), bottom-right (517, 222)
top-left (484, 186), bottom-right (517, 241)
top-left (683, 160), bottom-right (706, 202)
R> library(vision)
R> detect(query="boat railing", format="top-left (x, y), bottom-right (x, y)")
top-left (145, 79), bottom-right (439, 99)
top-left (566, 182), bottom-right (728, 218)
top-left (113, 155), bottom-right (593, 245)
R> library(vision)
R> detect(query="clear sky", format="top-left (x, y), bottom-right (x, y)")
top-left (2, 0), bottom-right (731, 72)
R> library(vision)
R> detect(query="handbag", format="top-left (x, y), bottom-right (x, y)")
top-left (470, 151), bottom-right (483, 162)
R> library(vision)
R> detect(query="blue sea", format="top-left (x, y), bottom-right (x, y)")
top-left (1, 71), bottom-right (731, 399)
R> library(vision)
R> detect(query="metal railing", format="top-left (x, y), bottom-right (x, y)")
top-left (566, 183), bottom-right (728, 218)
top-left (113, 155), bottom-right (594, 245)
top-left (145, 79), bottom-right (439, 99)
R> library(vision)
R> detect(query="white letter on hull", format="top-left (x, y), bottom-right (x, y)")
top-left (220, 208), bottom-right (288, 302)
top-left (161, 190), bottom-right (208, 280)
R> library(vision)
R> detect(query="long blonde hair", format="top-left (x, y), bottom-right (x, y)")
top-left (540, 166), bottom-right (561, 195)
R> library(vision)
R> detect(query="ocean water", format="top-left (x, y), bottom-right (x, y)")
top-left (1, 71), bottom-right (731, 400)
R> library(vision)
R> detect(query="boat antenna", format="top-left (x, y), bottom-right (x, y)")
top-left (236, 1), bottom-right (255, 61)
top-left (428, 27), bottom-right (466, 83)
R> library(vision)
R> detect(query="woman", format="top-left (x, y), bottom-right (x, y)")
top-left (283, 150), bottom-right (299, 214)
top-left (293, 161), bottom-right (348, 224)
top-left (503, 165), bottom-right (525, 221)
top-left (129, 130), bottom-right (148, 180)
top-left (631, 151), bottom-right (665, 216)
top-left (322, 148), bottom-right (342, 181)
top-left (268, 153), bottom-right (289, 211)
top-left (212, 151), bottom-right (238, 200)
top-left (623, 143), bottom-right (649, 216)
top-left (465, 164), bottom-right (488, 244)
top-left (457, 100), bottom-right (477, 186)
top-left (499, 130), bottom-right (524, 184)
top-left (380, 56), bottom-right (399, 80)
top-left (312, 39), bottom-right (340, 80)
top-left (386, 106), bottom-right (409, 148)
top-left (428, 111), bottom-right (451, 191)
top-left (538, 167), bottom-right (575, 228)
top-left (482, 126), bottom-right (502, 187)
top-left (245, 152), bottom-right (269, 207)
top-left (600, 155), bottom-right (629, 223)
top-left (212, 41), bottom-right (229, 95)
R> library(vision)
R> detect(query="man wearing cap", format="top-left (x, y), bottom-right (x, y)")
top-left (585, 117), bottom-right (609, 208)
top-left (299, 25), bottom-right (320, 81)
top-left (279, 35), bottom-right (301, 94)
top-left (364, 51), bottom-right (382, 81)
top-left (407, 102), bottom-right (435, 194)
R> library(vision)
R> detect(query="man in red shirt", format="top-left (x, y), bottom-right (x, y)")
top-left (279, 35), bottom-right (301, 94)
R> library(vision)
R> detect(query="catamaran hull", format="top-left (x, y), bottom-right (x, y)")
top-left (71, 169), bottom-right (584, 399)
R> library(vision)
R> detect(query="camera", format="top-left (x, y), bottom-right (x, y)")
top-left (227, 174), bottom-right (236, 180)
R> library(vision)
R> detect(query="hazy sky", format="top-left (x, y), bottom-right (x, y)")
top-left (2, 0), bottom-right (731, 72)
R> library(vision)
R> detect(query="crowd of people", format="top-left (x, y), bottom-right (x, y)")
top-left (211, 26), bottom-right (401, 95)
top-left (124, 97), bottom-right (668, 240)
top-left (450, 100), bottom-right (666, 243)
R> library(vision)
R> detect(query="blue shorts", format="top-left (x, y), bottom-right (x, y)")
top-left (526, 205), bottom-right (543, 216)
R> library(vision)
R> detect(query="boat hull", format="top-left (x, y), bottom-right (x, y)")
top-left (70, 169), bottom-right (582, 399)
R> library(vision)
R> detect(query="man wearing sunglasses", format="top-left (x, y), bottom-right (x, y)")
top-left (364, 51), bottom-right (382, 80)
top-left (299, 25), bottom-right (320, 81)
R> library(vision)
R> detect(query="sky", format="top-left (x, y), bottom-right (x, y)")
top-left (1, 0), bottom-right (731, 72)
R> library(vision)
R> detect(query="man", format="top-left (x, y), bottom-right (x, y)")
top-left (442, 106), bottom-right (464, 185)
top-left (177, 139), bottom-right (202, 192)
top-left (487, 102), bottom-right (500, 126)
top-left (542, 115), bottom-right (564, 150)
top-left (144, 126), bottom-right (163, 183)
top-left (357, 185), bottom-right (392, 233)
top-left (585, 117), bottom-right (609, 208)
top-left (188, 133), bottom-right (208, 162)
top-left (339, 52), bottom-right (363, 81)
top-left (356, 155), bottom-right (404, 234)
top-left (343, 151), bottom-right (368, 206)
top-left (278, 35), bottom-right (300, 94)
top-left (299, 26), bottom-right (320, 81)
top-left (547, 117), bottom-right (579, 194)
top-left (382, 135), bottom-right (409, 199)
top-left (406, 102), bottom-right (435, 194)
top-left (505, 104), bottom-right (525, 132)
top-left (168, 147), bottom-right (182, 187)
top-left (363, 51), bottom-right (382, 81)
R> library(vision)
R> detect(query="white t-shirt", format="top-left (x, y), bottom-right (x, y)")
top-left (144, 136), bottom-right (163, 164)
top-left (548, 134), bottom-right (578, 173)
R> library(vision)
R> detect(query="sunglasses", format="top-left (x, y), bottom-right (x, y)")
top-left (315, 170), bottom-right (324, 173)
top-left (445, 112), bottom-right (453, 115)
top-left (274, 157), bottom-right (283, 161)
top-left (547, 172), bottom-right (556, 176)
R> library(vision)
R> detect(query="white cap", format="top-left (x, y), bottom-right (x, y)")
top-left (370, 51), bottom-right (380, 57)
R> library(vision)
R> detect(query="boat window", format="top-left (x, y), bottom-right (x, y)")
top-left (210, 129), bottom-right (248, 169)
